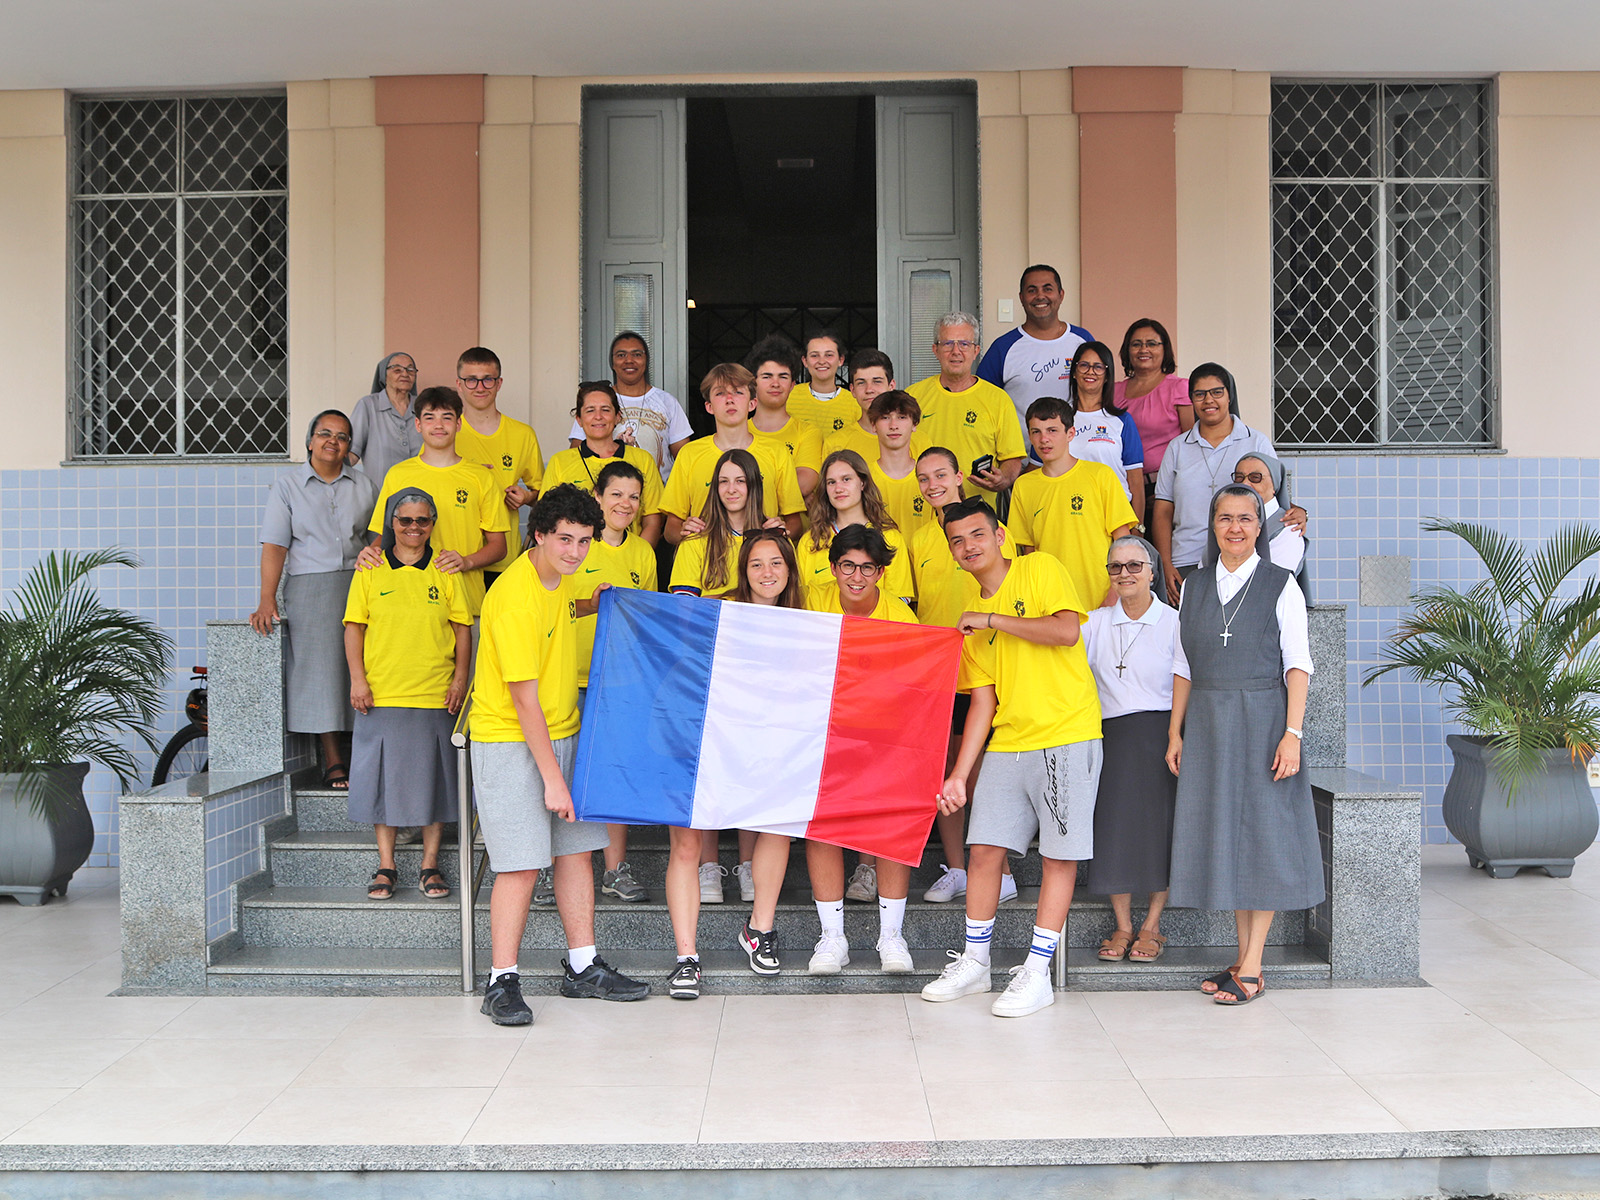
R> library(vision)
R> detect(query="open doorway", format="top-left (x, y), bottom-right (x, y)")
top-left (685, 95), bottom-right (877, 430)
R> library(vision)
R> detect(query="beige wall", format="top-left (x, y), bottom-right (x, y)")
top-left (286, 79), bottom-right (385, 460)
top-left (1175, 69), bottom-right (1272, 431)
top-left (1499, 73), bottom-right (1600, 457)
top-left (0, 91), bottom-right (68, 470)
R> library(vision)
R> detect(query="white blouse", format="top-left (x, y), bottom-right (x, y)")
top-left (1084, 599), bottom-right (1180, 718)
top-left (1263, 497), bottom-right (1306, 573)
top-left (1173, 553), bottom-right (1313, 682)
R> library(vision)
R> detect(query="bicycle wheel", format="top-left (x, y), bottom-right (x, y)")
top-left (153, 724), bottom-right (209, 787)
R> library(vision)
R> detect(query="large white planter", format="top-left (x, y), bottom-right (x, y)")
top-left (1443, 735), bottom-right (1599, 879)
top-left (0, 763), bottom-right (95, 905)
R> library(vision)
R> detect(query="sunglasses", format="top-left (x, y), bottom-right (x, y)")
top-left (394, 516), bottom-right (435, 528)
top-left (1232, 471), bottom-right (1268, 485)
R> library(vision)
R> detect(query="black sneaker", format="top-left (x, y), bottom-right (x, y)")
top-left (739, 921), bottom-right (781, 975)
top-left (561, 955), bottom-right (650, 1001)
top-left (480, 971), bottom-right (534, 1026)
top-left (668, 958), bottom-right (702, 1000)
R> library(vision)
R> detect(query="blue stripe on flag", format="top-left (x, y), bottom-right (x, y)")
top-left (572, 588), bottom-right (720, 827)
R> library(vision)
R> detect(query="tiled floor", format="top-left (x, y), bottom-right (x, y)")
top-left (4, 846), bottom-right (1600, 1145)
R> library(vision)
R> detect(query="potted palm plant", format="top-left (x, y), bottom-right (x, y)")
top-left (0, 548), bottom-right (172, 904)
top-left (1365, 519), bottom-right (1600, 878)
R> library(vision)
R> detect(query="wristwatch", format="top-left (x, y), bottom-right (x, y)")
top-left (1285, 726), bottom-right (1303, 739)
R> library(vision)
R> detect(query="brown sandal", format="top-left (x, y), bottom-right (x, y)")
top-left (1129, 931), bottom-right (1167, 962)
top-left (1200, 964), bottom-right (1240, 994)
top-left (1098, 929), bottom-right (1135, 961)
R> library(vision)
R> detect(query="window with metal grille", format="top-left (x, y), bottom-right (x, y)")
top-left (71, 94), bottom-right (288, 458)
top-left (1270, 81), bottom-right (1495, 449)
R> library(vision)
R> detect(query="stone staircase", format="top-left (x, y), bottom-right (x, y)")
top-left (205, 770), bottom-right (1330, 995)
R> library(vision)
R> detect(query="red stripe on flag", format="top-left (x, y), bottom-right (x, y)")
top-left (807, 617), bottom-right (963, 866)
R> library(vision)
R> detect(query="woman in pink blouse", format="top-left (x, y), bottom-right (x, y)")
top-left (1114, 318), bottom-right (1193, 526)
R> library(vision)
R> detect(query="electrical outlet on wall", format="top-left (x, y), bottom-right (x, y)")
top-left (998, 299), bottom-right (1014, 323)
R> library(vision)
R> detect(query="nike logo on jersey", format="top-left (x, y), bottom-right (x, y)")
top-left (379, 590), bottom-right (394, 596)
top-left (584, 567), bottom-right (601, 573)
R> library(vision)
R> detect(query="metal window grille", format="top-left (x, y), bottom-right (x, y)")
top-left (71, 94), bottom-right (289, 458)
top-left (1270, 81), bottom-right (1495, 449)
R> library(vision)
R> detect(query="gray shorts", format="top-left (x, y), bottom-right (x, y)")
top-left (471, 737), bottom-right (608, 872)
top-left (967, 739), bottom-right (1103, 862)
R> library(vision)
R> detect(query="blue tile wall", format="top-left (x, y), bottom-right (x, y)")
top-left (203, 775), bottom-right (287, 941)
top-left (1, 463), bottom-right (286, 867)
top-left (1289, 455), bottom-right (1600, 843)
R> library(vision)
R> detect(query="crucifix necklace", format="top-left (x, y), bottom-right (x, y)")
top-left (1217, 566), bottom-right (1257, 646)
top-left (1114, 622), bottom-right (1147, 677)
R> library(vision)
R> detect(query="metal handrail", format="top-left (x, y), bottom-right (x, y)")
top-left (451, 696), bottom-right (476, 995)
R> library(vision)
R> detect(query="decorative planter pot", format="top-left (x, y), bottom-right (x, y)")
top-left (0, 763), bottom-right (94, 905)
top-left (1443, 735), bottom-right (1599, 879)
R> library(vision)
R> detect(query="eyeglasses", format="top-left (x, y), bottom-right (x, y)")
top-left (387, 364), bottom-right (417, 374)
top-left (1074, 362), bottom-right (1109, 375)
top-left (1233, 471), bottom-right (1268, 485)
top-left (1192, 386), bottom-right (1229, 402)
top-left (1127, 339), bottom-right (1164, 351)
top-left (1106, 561), bottom-right (1147, 575)
top-left (394, 515), bottom-right (435, 528)
top-left (458, 375), bottom-right (501, 389)
top-left (312, 429), bottom-right (351, 444)
top-left (935, 339), bottom-right (978, 352)
top-left (834, 561), bottom-right (883, 578)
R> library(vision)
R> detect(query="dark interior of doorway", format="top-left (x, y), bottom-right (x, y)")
top-left (685, 94), bottom-right (877, 432)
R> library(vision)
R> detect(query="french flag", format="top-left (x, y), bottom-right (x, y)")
top-left (573, 588), bottom-right (961, 865)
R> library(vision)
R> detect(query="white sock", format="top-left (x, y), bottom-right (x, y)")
top-left (816, 898), bottom-right (845, 938)
top-left (878, 895), bottom-right (907, 939)
top-left (964, 916), bottom-right (994, 966)
top-left (677, 954), bottom-right (697, 964)
top-left (1026, 924), bottom-right (1060, 974)
top-left (568, 945), bottom-right (597, 973)
top-left (490, 964), bottom-right (519, 983)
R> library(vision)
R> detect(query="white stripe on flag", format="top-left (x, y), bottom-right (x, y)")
top-left (689, 603), bottom-right (841, 831)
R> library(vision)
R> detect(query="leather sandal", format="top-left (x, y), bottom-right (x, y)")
top-left (1200, 964), bottom-right (1240, 994)
top-left (367, 867), bottom-right (398, 900)
top-left (1098, 929), bottom-right (1134, 961)
top-left (1213, 972), bottom-right (1265, 1005)
top-left (1129, 931), bottom-right (1167, 962)
top-left (418, 866), bottom-right (451, 899)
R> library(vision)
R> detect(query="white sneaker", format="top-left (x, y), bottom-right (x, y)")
top-left (699, 862), bottom-right (727, 903)
top-left (998, 874), bottom-right (1018, 903)
top-left (735, 860), bottom-right (755, 903)
top-left (920, 950), bottom-right (992, 1002)
top-left (877, 933), bottom-right (914, 974)
top-left (844, 862), bottom-right (877, 902)
top-left (923, 865), bottom-right (967, 903)
top-left (992, 964), bottom-right (1054, 1017)
top-left (808, 932), bottom-right (851, 975)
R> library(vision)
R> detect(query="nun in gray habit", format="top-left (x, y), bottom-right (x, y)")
top-left (349, 351), bottom-right (423, 483)
top-left (1164, 482), bottom-right (1323, 1006)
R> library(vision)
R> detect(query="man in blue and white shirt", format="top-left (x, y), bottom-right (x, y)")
top-left (975, 264), bottom-right (1093, 444)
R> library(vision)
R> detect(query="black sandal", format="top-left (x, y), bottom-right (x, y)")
top-left (323, 763), bottom-right (350, 791)
top-left (418, 866), bottom-right (451, 899)
top-left (1213, 972), bottom-right (1264, 1005)
top-left (367, 867), bottom-right (398, 900)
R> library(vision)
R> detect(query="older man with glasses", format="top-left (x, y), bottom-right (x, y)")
top-left (906, 312), bottom-right (1028, 500)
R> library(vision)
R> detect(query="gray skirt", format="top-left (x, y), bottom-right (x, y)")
top-left (1084, 710), bottom-right (1177, 896)
top-left (347, 706), bottom-right (459, 827)
top-left (282, 569), bottom-right (355, 734)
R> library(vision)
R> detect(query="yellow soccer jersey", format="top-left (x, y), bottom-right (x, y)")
top-left (787, 382), bottom-right (856, 440)
top-left (958, 552), bottom-right (1100, 753)
top-left (342, 551), bottom-right (473, 708)
top-left (749, 416), bottom-right (823, 478)
top-left (542, 445), bottom-right (664, 537)
top-left (658, 436), bottom-right (805, 523)
top-left (575, 533), bottom-right (658, 686)
top-left (909, 517), bottom-right (1015, 631)
top-left (870, 460), bottom-right (935, 540)
top-left (454, 414), bottom-right (545, 574)
top-left (471, 553), bottom-right (583, 743)
top-left (668, 532), bottom-right (744, 598)
top-left (820, 421), bottom-right (880, 465)
top-left (906, 376), bottom-right (1027, 499)
top-left (1008, 458), bottom-right (1138, 611)
top-left (803, 583), bottom-right (917, 624)
top-left (796, 525), bottom-right (915, 602)
top-left (369, 457), bottom-right (514, 617)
